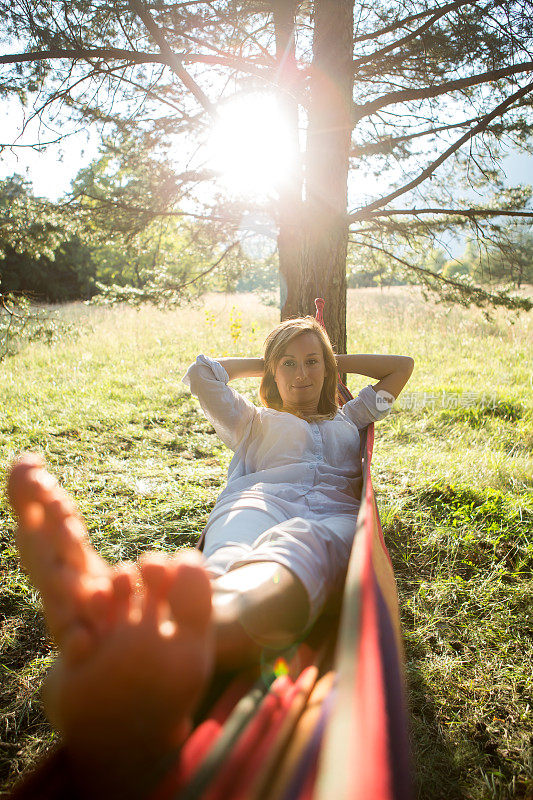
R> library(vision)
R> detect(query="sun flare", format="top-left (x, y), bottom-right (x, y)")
top-left (207, 93), bottom-right (296, 198)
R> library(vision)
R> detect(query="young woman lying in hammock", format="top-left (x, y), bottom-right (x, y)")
top-left (7, 316), bottom-right (414, 797)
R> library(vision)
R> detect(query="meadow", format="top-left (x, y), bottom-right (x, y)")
top-left (0, 287), bottom-right (532, 799)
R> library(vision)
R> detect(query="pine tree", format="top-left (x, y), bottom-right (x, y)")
top-left (2, 0), bottom-right (532, 347)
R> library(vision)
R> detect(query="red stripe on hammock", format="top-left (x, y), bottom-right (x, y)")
top-left (150, 674), bottom-right (256, 800)
top-left (203, 674), bottom-right (295, 800)
top-left (346, 443), bottom-right (393, 799)
top-left (231, 667), bottom-right (317, 800)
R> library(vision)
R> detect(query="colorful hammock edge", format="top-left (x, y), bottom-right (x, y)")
top-left (313, 422), bottom-right (413, 800)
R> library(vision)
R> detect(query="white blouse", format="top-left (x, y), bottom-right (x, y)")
top-left (182, 355), bottom-right (393, 518)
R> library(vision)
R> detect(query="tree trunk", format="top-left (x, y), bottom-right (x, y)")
top-left (273, 0), bottom-right (305, 321)
top-left (277, 0), bottom-right (354, 354)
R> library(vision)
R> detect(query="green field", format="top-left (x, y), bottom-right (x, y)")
top-left (1, 287), bottom-right (532, 799)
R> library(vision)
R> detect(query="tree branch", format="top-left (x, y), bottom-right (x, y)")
top-left (356, 208), bottom-right (533, 220)
top-left (353, 0), bottom-right (472, 44)
top-left (0, 47), bottom-right (163, 66)
top-left (94, 239), bottom-right (240, 306)
top-left (0, 46), bottom-right (271, 80)
top-left (0, 136), bottom-right (65, 149)
top-left (349, 80), bottom-right (533, 219)
top-left (179, 240), bottom-right (239, 289)
top-left (126, 0), bottom-right (216, 116)
top-left (353, 0), bottom-right (476, 70)
top-left (350, 116), bottom-right (484, 156)
top-left (353, 61), bottom-right (533, 120)
top-left (61, 192), bottom-right (239, 224)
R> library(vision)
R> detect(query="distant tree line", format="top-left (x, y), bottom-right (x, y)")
top-left (0, 167), bottom-right (280, 304)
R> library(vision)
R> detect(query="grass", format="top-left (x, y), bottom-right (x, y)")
top-left (0, 287), bottom-right (532, 799)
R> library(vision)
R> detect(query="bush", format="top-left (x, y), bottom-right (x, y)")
top-left (0, 238), bottom-right (97, 303)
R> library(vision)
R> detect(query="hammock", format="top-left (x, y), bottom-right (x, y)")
top-left (8, 301), bottom-right (413, 800)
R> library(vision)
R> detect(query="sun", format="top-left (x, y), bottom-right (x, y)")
top-left (207, 92), bottom-right (297, 198)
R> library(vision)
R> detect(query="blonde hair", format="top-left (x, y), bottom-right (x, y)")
top-left (259, 317), bottom-right (339, 420)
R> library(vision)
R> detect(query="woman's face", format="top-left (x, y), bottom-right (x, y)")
top-left (273, 332), bottom-right (326, 413)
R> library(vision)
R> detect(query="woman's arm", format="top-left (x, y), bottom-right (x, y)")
top-left (336, 353), bottom-right (414, 401)
top-left (216, 358), bottom-right (264, 381)
top-left (183, 355), bottom-right (258, 451)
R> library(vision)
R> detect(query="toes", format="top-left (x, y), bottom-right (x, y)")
top-left (9, 453), bottom-right (44, 472)
top-left (168, 550), bottom-right (212, 634)
top-left (139, 553), bottom-right (173, 624)
top-left (8, 456), bottom-right (81, 541)
top-left (44, 494), bottom-right (77, 524)
top-left (45, 508), bottom-right (88, 572)
top-left (7, 453), bottom-right (45, 505)
top-left (84, 579), bottom-right (115, 637)
top-left (63, 624), bottom-right (95, 666)
top-left (8, 458), bottom-right (56, 522)
top-left (9, 456), bottom-right (88, 571)
top-left (12, 467), bottom-right (94, 596)
top-left (9, 452), bottom-right (109, 586)
top-left (111, 564), bottom-right (136, 625)
top-left (15, 523), bottom-right (57, 584)
top-left (39, 565), bottom-right (87, 643)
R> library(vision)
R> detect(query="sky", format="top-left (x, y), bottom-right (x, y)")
top-left (0, 99), bottom-right (100, 199)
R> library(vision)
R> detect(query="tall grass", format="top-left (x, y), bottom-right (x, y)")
top-left (1, 287), bottom-right (531, 799)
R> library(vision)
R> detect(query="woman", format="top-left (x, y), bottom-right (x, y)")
top-left (184, 316), bottom-right (414, 666)
top-left (6, 315), bottom-right (414, 795)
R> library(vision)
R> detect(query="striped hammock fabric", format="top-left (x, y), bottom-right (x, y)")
top-left (314, 422), bottom-right (413, 800)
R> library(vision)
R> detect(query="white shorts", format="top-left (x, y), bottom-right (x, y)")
top-left (202, 500), bottom-right (358, 627)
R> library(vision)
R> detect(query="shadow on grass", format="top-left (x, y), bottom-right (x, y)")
top-left (405, 653), bottom-right (467, 800)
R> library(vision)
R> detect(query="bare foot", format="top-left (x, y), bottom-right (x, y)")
top-left (8, 454), bottom-right (214, 798)
top-left (8, 453), bottom-right (113, 648)
top-left (43, 552), bottom-right (214, 798)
